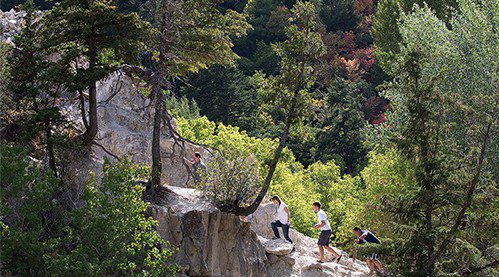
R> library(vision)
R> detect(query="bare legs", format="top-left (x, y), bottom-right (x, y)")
top-left (366, 259), bottom-right (383, 273)
top-left (317, 245), bottom-right (341, 262)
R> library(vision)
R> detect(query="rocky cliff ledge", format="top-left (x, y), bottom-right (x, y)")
top-left (151, 186), bottom-right (370, 277)
top-left (150, 186), bottom-right (268, 276)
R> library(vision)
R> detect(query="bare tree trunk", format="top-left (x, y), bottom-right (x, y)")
top-left (78, 90), bottom-right (89, 129)
top-left (150, 82), bottom-right (165, 194)
top-left (235, 93), bottom-right (298, 216)
top-left (83, 48), bottom-right (98, 145)
top-left (45, 120), bottom-right (57, 177)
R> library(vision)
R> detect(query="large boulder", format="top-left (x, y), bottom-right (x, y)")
top-left (150, 186), bottom-right (268, 277)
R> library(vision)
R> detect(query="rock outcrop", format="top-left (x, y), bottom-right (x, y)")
top-left (250, 202), bottom-right (371, 276)
top-left (1, 9), bottom-right (25, 44)
top-left (1, 9), bottom-right (203, 189)
top-left (61, 72), bottom-right (205, 190)
top-left (150, 186), bottom-right (268, 276)
top-left (150, 186), bottom-right (370, 276)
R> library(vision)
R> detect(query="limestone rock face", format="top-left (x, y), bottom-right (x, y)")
top-left (2, 10), bottom-right (202, 187)
top-left (61, 72), bottom-right (204, 189)
top-left (1, 9), bottom-right (26, 44)
top-left (150, 186), bottom-right (268, 277)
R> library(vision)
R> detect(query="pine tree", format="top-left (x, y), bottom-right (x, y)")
top-left (378, 0), bottom-right (497, 274)
top-left (144, 0), bottom-right (250, 194)
top-left (315, 78), bottom-right (373, 175)
top-left (40, 0), bottom-right (146, 145)
top-left (7, 0), bottom-right (68, 175)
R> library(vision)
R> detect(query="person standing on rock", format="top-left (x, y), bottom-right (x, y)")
top-left (270, 195), bottom-right (294, 249)
top-left (353, 227), bottom-right (383, 275)
top-left (184, 152), bottom-right (206, 183)
top-left (313, 202), bottom-right (341, 263)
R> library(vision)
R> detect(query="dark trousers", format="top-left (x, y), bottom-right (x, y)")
top-left (271, 220), bottom-right (293, 244)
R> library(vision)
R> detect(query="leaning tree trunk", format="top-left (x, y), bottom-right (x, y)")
top-left (235, 94), bottom-right (298, 216)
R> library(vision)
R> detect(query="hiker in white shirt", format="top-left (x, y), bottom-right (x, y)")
top-left (313, 202), bottom-right (341, 263)
top-left (270, 195), bottom-right (294, 247)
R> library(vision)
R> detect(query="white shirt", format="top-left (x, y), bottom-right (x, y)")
top-left (317, 210), bottom-right (331, 231)
top-left (277, 202), bottom-right (289, 225)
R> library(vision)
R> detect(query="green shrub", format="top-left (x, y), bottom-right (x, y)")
top-left (1, 145), bottom-right (65, 276)
top-left (1, 145), bottom-right (178, 276)
top-left (48, 160), bottom-right (178, 276)
top-left (200, 152), bottom-right (262, 213)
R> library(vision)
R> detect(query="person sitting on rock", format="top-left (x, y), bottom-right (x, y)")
top-left (184, 152), bottom-right (206, 183)
top-left (313, 202), bottom-right (341, 263)
top-left (353, 227), bottom-right (383, 274)
top-left (270, 195), bottom-right (294, 249)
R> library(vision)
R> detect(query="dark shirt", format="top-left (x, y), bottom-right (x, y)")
top-left (359, 229), bottom-right (381, 244)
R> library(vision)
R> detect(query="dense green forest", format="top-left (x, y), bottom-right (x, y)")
top-left (1, 0), bottom-right (497, 276)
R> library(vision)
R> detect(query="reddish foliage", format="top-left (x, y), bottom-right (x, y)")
top-left (352, 48), bottom-right (376, 72)
top-left (364, 96), bottom-right (391, 124)
top-left (355, 0), bottom-right (374, 15)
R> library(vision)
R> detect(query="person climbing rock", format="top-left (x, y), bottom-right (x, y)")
top-left (313, 202), bottom-right (341, 263)
top-left (184, 151), bottom-right (206, 183)
top-left (270, 195), bottom-right (295, 250)
top-left (353, 227), bottom-right (383, 275)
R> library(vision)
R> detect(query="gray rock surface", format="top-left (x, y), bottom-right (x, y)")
top-left (1, 9), bottom-right (25, 44)
top-left (1, 10), bottom-right (202, 188)
top-left (151, 188), bottom-right (370, 277)
top-left (251, 202), bottom-right (371, 276)
top-left (150, 186), bottom-right (268, 277)
top-left (263, 238), bottom-right (294, 255)
top-left (61, 72), bottom-right (204, 190)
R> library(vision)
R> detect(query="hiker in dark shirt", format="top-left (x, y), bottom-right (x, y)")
top-left (184, 152), bottom-right (206, 183)
top-left (353, 227), bottom-right (383, 274)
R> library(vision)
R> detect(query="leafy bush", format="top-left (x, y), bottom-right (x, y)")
top-left (177, 115), bottom-right (358, 238)
top-left (0, 145), bottom-right (178, 276)
top-left (200, 152), bottom-right (262, 213)
top-left (48, 160), bottom-right (178, 276)
top-left (1, 145), bottom-right (65, 276)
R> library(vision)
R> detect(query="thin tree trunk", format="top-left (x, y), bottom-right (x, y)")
top-left (421, 140), bottom-right (435, 275)
top-left (79, 90), bottom-right (89, 129)
top-left (424, 120), bottom-right (493, 272)
top-left (150, 83), bottom-right (164, 195)
top-left (83, 49), bottom-right (98, 144)
top-left (148, 0), bottom-right (173, 195)
top-left (235, 93), bottom-right (298, 216)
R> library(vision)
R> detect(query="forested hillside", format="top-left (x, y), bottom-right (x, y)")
top-left (1, 0), bottom-right (497, 276)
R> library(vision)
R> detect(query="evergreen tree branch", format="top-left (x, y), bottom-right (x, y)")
top-left (424, 119), bottom-right (494, 272)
